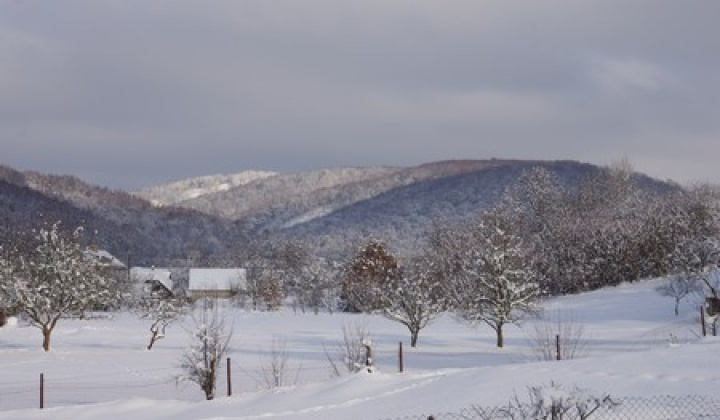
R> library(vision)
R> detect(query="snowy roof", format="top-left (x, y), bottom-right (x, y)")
top-left (130, 267), bottom-right (174, 292)
top-left (188, 268), bottom-right (246, 291)
top-left (85, 249), bottom-right (126, 269)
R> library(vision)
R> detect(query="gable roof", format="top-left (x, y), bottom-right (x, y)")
top-left (189, 268), bottom-right (246, 291)
top-left (130, 267), bottom-right (174, 292)
top-left (85, 249), bottom-right (126, 269)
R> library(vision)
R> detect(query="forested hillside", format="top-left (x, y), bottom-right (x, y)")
top-left (0, 160), bottom-right (684, 265)
top-left (0, 166), bottom-right (244, 266)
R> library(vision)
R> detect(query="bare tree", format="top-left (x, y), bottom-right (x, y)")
top-left (656, 275), bottom-right (702, 316)
top-left (136, 296), bottom-right (189, 350)
top-left (178, 304), bottom-right (232, 400)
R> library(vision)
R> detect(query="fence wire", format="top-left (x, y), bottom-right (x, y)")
top-left (381, 395), bottom-right (720, 420)
top-left (0, 361), bottom-right (339, 411)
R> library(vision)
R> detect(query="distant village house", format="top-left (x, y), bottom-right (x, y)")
top-left (188, 268), bottom-right (247, 300)
top-left (130, 267), bottom-right (175, 299)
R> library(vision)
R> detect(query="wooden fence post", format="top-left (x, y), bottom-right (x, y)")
top-left (701, 306), bottom-right (707, 337)
top-left (40, 373), bottom-right (44, 409)
top-left (556, 334), bottom-right (561, 361)
top-left (227, 357), bottom-right (232, 397)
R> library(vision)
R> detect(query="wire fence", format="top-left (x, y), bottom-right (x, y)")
top-left (380, 395), bottom-right (720, 420)
top-left (0, 360), bottom-right (341, 411)
top-left (2, 369), bottom-right (719, 420)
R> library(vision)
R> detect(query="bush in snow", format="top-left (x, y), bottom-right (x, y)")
top-left (324, 321), bottom-right (372, 376)
top-left (527, 310), bottom-right (587, 361)
top-left (472, 382), bottom-right (618, 420)
top-left (254, 337), bottom-right (303, 389)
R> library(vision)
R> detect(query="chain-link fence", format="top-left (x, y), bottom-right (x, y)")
top-left (380, 395), bottom-right (720, 420)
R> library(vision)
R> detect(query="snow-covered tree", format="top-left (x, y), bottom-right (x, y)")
top-left (668, 185), bottom-right (720, 299)
top-left (178, 305), bottom-right (231, 400)
top-left (292, 258), bottom-right (342, 314)
top-left (377, 256), bottom-right (446, 347)
top-left (226, 238), bottom-right (285, 311)
top-left (0, 222), bottom-right (117, 351)
top-left (656, 274), bottom-right (703, 316)
top-left (505, 166), bottom-right (565, 238)
top-left (238, 258), bottom-right (283, 311)
top-left (672, 237), bottom-right (720, 296)
top-left (450, 208), bottom-right (542, 348)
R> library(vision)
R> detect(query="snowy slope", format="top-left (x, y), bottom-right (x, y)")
top-left (134, 171), bottom-right (278, 206)
top-left (0, 278), bottom-right (717, 420)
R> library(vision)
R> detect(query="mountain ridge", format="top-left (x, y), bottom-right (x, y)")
top-left (0, 159), bottom-right (678, 262)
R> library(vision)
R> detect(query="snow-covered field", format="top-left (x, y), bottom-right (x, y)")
top-left (1, 278), bottom-right (718, 420)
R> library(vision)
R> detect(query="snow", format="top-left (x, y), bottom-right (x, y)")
top-left (281, 206), bottom-right (336, 228)
top-left (0, 278), bottom-right (718, 420)
top-left (188, 268), bottom-right (246, 294)
top-left (135, 171), bottom-right (278, 206)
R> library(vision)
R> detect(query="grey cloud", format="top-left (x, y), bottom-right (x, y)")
top-left (1, 1), bottom-right (719, 189)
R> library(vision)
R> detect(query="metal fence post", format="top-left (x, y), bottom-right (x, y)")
top-left (227, 357), bottom-right (232, 397)
top-left (40, 373), bottom-right (44, 409)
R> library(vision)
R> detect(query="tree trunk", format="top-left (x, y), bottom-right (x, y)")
top-left (410, 328), bottom-right (419, 348)
top-left (147, 329), bottom-right (159, 350)
top-left (42, 326), bottom-right (52, 352)
top-left (495, 325), bottom-right (504, 348)
top-left (203, 358), bottom-right (217, 400)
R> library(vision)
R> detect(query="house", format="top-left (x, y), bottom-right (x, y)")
top-left (130, 267), bottom-right (175, 299)
top-left (188, 268), bottom-right (247, 300)
top-left (85, 248), bottom-right (126, 270)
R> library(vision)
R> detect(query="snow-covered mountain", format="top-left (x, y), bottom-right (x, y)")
top-left (129, 159), bottom-right (630, 256)
top-left (0, 159), bottom-right (677, 263)
top-left (134, 171), bottom-right (278, 206)
top-left (132, 160), bottom-right (526, 225)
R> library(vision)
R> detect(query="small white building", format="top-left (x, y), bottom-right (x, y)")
top-left (130, 267), bottom-right (175, 298)
top-left (188, 268), bottom-right (247, 300)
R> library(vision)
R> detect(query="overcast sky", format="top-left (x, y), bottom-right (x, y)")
top-left (2, 1), bottom-right (719, 190)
